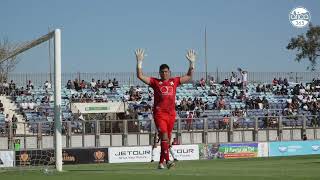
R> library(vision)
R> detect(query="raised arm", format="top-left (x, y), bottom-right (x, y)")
top-left (180, 49), bottom-right (196, 84)
top-left (135, 48), bottom-right (151, 85)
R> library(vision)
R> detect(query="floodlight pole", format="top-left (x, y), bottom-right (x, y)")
top-left (54, 29), bottom-right (62, 172)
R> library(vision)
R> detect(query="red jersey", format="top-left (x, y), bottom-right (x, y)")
top-left (149, 77), bottom-right (180, 114)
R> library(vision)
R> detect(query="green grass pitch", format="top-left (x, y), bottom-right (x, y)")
top-left (2, 155), bottom-right (320, 180)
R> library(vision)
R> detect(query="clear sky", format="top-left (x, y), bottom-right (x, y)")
top-left (1, 0), bottom-right (319, 73)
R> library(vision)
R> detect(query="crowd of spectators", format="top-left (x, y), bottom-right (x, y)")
top-left (1, 71), bottom-right (320, 134)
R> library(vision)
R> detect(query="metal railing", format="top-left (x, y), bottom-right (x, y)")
top-left (4, 71), bottom-right (320, 87)
top-left (1, 115), bottom-right (320, 150)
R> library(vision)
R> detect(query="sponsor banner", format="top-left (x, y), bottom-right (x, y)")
top-left (0, 151), bottom-right (14, 167)
top-left (108, 146), bottom-right (152, 163)
top-left (219, 143), bottom-right (258, 158)
top-left (71, 102), bottom-right (127, 114)
top-left (15, 148), bottom-right (108, 166)
top-left (269, 140), bottom-right (320, 157)
top-left (153, 145), bottom-right (199, 161)
top-left (199, 143), bottom-right (258, 159)
top-left (62, 148), bottom-right (108, 164)
top-left (258, 142), bottom-right (269, 157)
top-left (16, 150), bottom-right (54, 166)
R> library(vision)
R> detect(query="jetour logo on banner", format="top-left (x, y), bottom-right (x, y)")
top-left (108, 146), bottom-right (152, 163)
top-left (153, 145), bottom-right (199, 161)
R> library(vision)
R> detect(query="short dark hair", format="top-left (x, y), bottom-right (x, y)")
top-left (159, 64), bottom-right (170, 71)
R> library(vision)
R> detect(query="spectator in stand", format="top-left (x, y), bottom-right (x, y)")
top-left (5, 114), bottom-right (10, 123)
top-left (278, 77), bottom-right (284, 85)
top-left (0, 80), bottom-right (9, 95)
top-left (238, 68), bottom-right (248, 89)
top-left (9, 80), bottom-right (16, 95)
top-left (180, 98), bottom-right (188, 111)
top-left (44, 80), bottom-right (51, 89)
top-left (96, 80), bottom-right (101, 88)
top-left (171, 137), bottom-right (179, 145)
top-left (101, 80), bottom-right (107, 88)
top-left (209, 76), bottom-right (215, 89)
top-left (218, 96), bottom-right (226, 110)
top-left (208, 86), bottom-right (217, 96)
top-left (123, 92), bottom-right (130, 101)
top-left (20, 100), bottom-right (28, 111)
top-left (221, 115), bottom-right (229, 129)
top-left (200, 78), bottom-right (206, 89)
top-left (113, 78), bottom-right (119, 88)
top-left (28, 100), bottom-right (36, 110)
top-left (80, 80), bottom-right (86, 89)
top-left (221, 78), bottom-right (230, 87)
top-left (0, 100), bottom-right (3, 112)
top-left (280, 85), bottom-right (288, 95)
top-left (256, 84), bottom-right (262, 93)
top-left (90, 78), bottom-right (97, 89)
top-left (255, 96), bottom-right (263, 109)
top-left (186, 111), bottom-right (193, 131)
top-left (27, 80), bottom-right (34, 90)
top-left (283, 78), bottom-right (289, 86)
top-left (107, 79), bottom-right (114, 91)
top-left (219, 84), bottom-right (227, 96)
top-left (230, 72), bottom-right (237, 88)
top-left (66, 80), bottom-right (73, 89)
top-left (73, 79), bottom-right (81, 91)
top-left (238, 90), bottom-right (246, 101)
top-left (12, 115), bottom-right (18, 135)
top-left (302, 134), bottom-right (307, 141)
top-left (272, 78), bottom-right (278, 86)
top-left (262, 97), bottom-right (269, 109)
top-left (236, 78), bottom-right (242, 89)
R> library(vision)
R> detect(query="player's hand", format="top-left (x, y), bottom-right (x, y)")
top-left (186, 49), bottom-right (196, 62)
top-left (135, 48), bottom-right (145, 69)
top-left (186, 49), bottom-right (196, 68)
top-left (135, 48), bottom-right (145, 62)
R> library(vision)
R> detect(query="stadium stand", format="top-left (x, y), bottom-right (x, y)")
top-left (0, 73), bottom-right (319, 136)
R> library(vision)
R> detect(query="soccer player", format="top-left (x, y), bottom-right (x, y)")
top-left (135, 48), bottom-right (196, 169)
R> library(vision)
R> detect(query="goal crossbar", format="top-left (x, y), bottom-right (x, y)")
top-left (0, 31), bottom-right (55, 63)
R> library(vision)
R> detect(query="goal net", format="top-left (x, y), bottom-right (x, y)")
top-left (0, 29), bottom-right (62, 171)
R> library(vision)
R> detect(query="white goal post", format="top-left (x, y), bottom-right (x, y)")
top-left (0, 29), bottom-right (62, 172)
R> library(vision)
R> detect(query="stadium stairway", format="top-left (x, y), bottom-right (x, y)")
top-left (0, 95), bottom-right (25, 134)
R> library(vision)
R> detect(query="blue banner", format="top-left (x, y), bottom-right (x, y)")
top-left (269, 140), bottom-right (320, 157)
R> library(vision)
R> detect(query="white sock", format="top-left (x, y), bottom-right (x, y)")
top-left (169, 147), bottom-right (176, 160)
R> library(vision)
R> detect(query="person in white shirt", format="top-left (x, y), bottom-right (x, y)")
top-left (44, 81), bottom-right (52, 89)
top-left (107, 79), bottom-right (114, 91)
top-left (123, 92), bottom-right (130, 101)
top-left (20, 101), bottom-right (28, 110)
top-left (136, 85), bottom-right (142, 93)
top-left (230, 72), bottom-right (237, 88)
top-left (240, 70), bottom-right (248, 89)
top-left (90, 78), bottom-right (96, 88)
top-left (28, 101), bottom-right (36, 110)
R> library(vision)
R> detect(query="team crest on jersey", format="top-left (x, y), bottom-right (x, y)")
top-left (160, 86), bottom-right (173, 95)
top-left (159, 81), bottom-right (163, 85)
top-left (170, 81), bottom-right (174, 86)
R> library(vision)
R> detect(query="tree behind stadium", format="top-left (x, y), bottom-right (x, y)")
top-left (287, 24), bottom-right (320, 71)
top-left (0, 38), bottom-right (21, 82)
